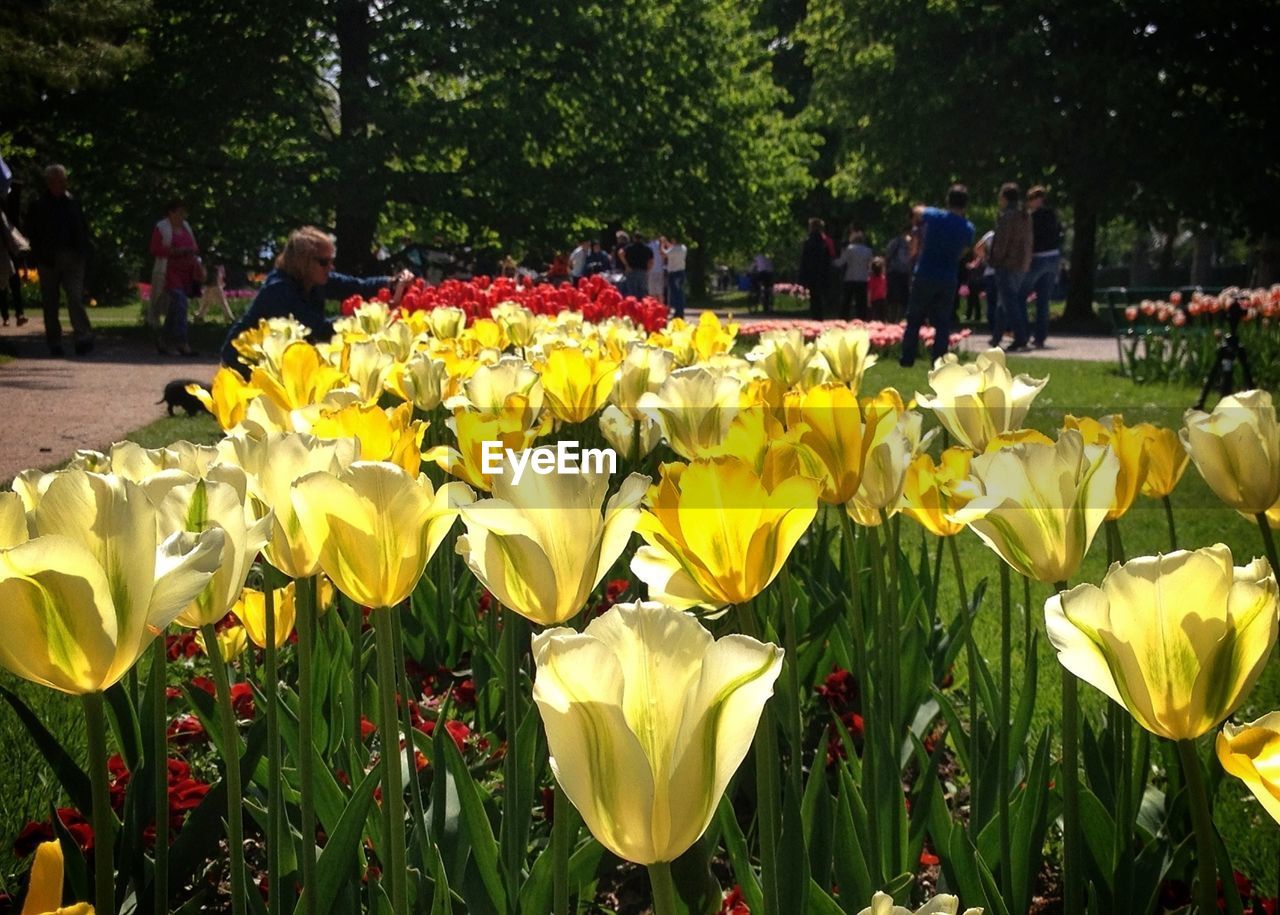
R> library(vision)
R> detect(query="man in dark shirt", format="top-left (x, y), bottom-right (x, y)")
top-left (899, 184), bottom-right (975, 367)
top-left (24, 164), bottom-right (94, 356)
top-left (620, 233), bottom-right (654, 298)
top-left (799, 217), bottom-right (833, 319)
top-left (1022, 186), bottom-right (1063, 348)
top-left (221, 225), bottom-right (412, 376)
top-left (584, 241), bottom-right (612, 276)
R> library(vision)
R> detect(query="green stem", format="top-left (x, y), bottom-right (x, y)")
top-left (930, 532), bottom-right (944, 616)
top-left (1256, 513), bottom-right (1280, 578)
top-left (1057, 579), bottom-right (1081, 915)
top-left (374, 607), bottom-right (407, 913)
top-left (552, 784), bottom-right (570, 915)
top-left (393, 608), bottom-right (428, 861)
top-left (1162, 495), bottom-right (1178, 552)
top-left (1177, 739), bottom-right (1219, 915)
top-left (264, 583), bottom-right (282, 915)
top-left (838, 512), bottom-right (879, 878)
top-left (647, 861), bottom-right (679, 915)
top-left (83, 691), bottom-right (115, 915)
top-left (867, 517), bottom-right (901, 869)
top-left (998, 565), bottom-right (1012, 905)
top-left (778, 563), bottom-right (804, 801)
top-left (203, 624), bottom-right (248, 915)
top-left (151, 639), bottom-right (168, 915)
top-left (350, 594), bottom-right (364, 767)
top-left (295, 577), bottom-right (319, 915)
top-left (502, 609), bottom-right (523, 909)
top-left (951, 535), bottom-right (979, 830)
top-left (736, 602), bottom-right (780, 915)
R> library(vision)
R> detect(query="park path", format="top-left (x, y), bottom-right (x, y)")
top-left (0, 320), bottom-right (220, 486)
top-left (0, 310), bottom-right (1117, 488)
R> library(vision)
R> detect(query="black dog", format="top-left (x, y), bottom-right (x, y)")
top-left (157, 379), bottom-right (210, 417)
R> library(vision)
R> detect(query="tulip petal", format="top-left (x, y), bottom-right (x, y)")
top-left (531, 628), bottom-right (659, 863)
top-left (0, 535), bottom-right (118, 694)
top-left (20, 840), bottom-right (65, 915)
top-left (0, 491), bottom-right (28, 549)
top-left (1045, 584), bottom-right (1127, 711)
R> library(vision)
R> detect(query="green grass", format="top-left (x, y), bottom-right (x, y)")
top-left (0, 353), bottom-right (1274, 897)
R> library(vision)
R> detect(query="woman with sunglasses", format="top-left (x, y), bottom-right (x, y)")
top-left (220, 225), bottom-right (414, 375)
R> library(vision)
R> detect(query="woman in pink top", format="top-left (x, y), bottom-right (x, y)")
top-left (149, 198), bottom-right (200, 355)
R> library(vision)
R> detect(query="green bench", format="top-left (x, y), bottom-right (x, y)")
top-left (1097, 286), bottom-right (1224, 374)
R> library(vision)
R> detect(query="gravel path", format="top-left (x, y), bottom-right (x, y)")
top-left (0, 321), bottom-right (221, 486)
top-left (0, 309), bottom-right (1120, 488)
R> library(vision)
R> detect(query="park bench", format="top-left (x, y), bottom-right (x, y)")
top-left (1097, 285), bottom-right (1223, 375)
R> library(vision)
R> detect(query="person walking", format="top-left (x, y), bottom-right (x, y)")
top-left (620, 232), bottom-right (653, 298)
top-left (898, 185), bottom-right (974, 367)
top-left (834, 228), bottom-right (874, 319)
top-left (568, 238), bottom-right (589, 282)
top-left (1, 180), bottom-right (28, 327)
top-left (883, 220), bottom-right (914, 322)
top-left (24, 164), bottom-right (95, 356)
top-left (750, 252), bottom-right (774, 311)
top-left (989, 182), bottom-right (1033, 351)
top-left (799, 217), bottom-right (833, 320)
top-left (220, 225), bottom-right (413, 375)
top-left (149, 198), bottom-right (201, 355)
top-left (1022, 185), bottom-right (1062, 348)
top-left (973, 229), bottom-right (1000, 345)
top-left (663, 235), bottom-right (688, 319)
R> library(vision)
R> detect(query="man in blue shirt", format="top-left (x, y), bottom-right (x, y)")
top-left (220, 225), bottom-right (412, 375)
top-left (899, 185), bottom-right (974, 367)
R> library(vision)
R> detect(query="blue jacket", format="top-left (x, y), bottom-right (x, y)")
top-left (220, 268), bottom-right (389, 372)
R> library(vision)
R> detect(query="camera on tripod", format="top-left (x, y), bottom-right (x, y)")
top-left (1194, 296), bottom-right (1255, 411)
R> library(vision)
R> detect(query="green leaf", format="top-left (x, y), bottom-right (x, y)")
top-left (0, 685), bottom-right (92, 815)
top-left (302, 763), bottom-right (380, 915)
top-left (715, 793), bottom-right (764, 914)
top-left (441, 723), bottom-right (507, 914)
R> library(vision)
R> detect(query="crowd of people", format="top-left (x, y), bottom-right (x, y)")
top-left (797, 182), bottom-right (1063, 365)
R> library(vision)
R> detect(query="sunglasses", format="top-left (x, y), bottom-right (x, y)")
top-left (314, 256), bottom-right (333, 267)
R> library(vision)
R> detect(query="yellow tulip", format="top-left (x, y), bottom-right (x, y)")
top-left (783, 383), bottom-right (878, 504)
top-left (335, 338), bottom-right (397, 402)
top-left (915, 349), bottom-right (1048, 452)
top-left (216, 431), bottom-right (361, 578)
top-left (599, 405), bottom-right (663, 462)
top-left (195, 624), bottom-right (249, 661)
top-left (1134, 423), bottom-right (1189, 499)
top-left (1216, 711), bottom-right (1280, 825)
top-left (250, 340), bottom-right (350, 412)
top-left (701, 408), bottom-right (825, 484)
top-left (234, 583), bottom-right (298, 648)
top-left (538, 344), bottom-right (619, 424)
top-left (610, 344), bottom-right (674, 421)
top-left (690, 310), bottom-right (738, 363)
top-left (901, 447), bottom-right (974, 537)
top-left (1181, 389), bottom-right (1280, 514)
top-left (1063, 414), bottom-right (1149, 520)
top-left (1046, 544), bottom-right (1277, 740)
top-left (638, 366), bottom-right (745, 461)
top-left (145, 470), bottom-right (274, 629)
top-left (292, 461), bottom-right (473, 608)
top-left (311, 401), bottom-right (427, 475)
top-left (189, 367), bottom-right (263, 430)
top-left (426, 306), bottom-right (467, 340)
top-left (848, 406), bottom-right (934, 525)
top-left (457, 451), bottom-right (647, 625)
top-left (333, 300), bottom-right (395, 336)
top-left (20, 840), bottom-right (94, 915)
top-left (0, 471), bottom-right (223, 694)
top-left (492, 302), bottom-right (539, 348)
top-left (857, 891), bottom-right (982, 915)
top-left (448, 355), bottom-right (544, 417)
top-left (631, 457), bottom-right (821, 612)
top-left (814, 326), bottom-right (878, 391)
top-left (950, 430), bottom-right (1119, 583)
top-left (745, 328), bottom-right (815, 390)
top-left (462, 317), bottom-right (508, 351)
top-left (531, 600), bottom-right (783, 865)
top-left (386, 352), bottom-right (448, 412)
top-left (426, 402), bottom-right (547, 492)
top-left (231, 316), bottom-right (312, 371)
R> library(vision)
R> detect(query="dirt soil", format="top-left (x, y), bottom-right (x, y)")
top-left (0, 321), bottom-right (221, 486)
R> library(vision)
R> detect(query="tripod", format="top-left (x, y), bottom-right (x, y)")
top-left (1194, 298), bottom-right (1255, 410)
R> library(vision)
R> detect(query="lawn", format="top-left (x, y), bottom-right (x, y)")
top-left (0, 342), bottom-right (1275, 899)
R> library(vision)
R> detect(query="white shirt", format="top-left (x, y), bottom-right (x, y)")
top-left (665, 243), bottom-right (687, 272)
top-left (569, 245), bottom-right (588, 277)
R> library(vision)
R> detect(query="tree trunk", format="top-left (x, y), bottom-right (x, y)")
top-left (334, 0), bottom-right (381, 275)
top-left (688, 239), bottom-right (708, 304)
top-left (1064, 194), bottom-right (1098, 323)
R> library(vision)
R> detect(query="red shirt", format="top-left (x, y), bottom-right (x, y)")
top-left (150, 223), bottom-right (199, 290)
top-left (868, 274), bottom-right (887, 302)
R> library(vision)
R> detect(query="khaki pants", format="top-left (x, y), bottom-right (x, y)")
top-left (39, 250), bottom-right (92, 350)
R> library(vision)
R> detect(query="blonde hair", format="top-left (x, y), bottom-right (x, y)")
top-left (276, 226), bottom-right (334, 282)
